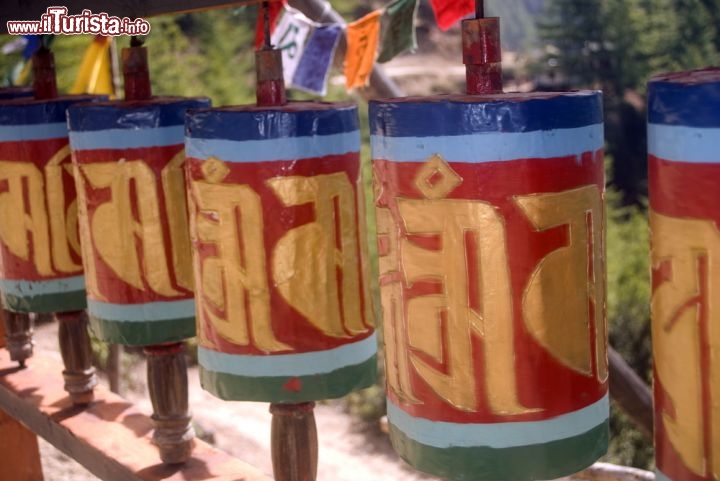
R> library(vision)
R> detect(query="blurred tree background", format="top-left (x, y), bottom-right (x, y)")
top-left (2, 0), bottom-right (720, 472)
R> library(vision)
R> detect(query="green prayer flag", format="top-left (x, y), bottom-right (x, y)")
top-left (377, 0), bottom-right (418, 63)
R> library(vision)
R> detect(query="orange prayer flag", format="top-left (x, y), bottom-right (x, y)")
top-left (344, 10), bottom-right (382, 90)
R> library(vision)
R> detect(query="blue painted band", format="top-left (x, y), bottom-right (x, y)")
top-left (199, 332), bottom-right (378, 377)
top-left (648, 75), bottom-right (720, 127)
top-left (0, 122), bottom-right (69, 142)
top-left (371, 124), bottom-right (603, 163)
top-left (0, 96), bottom-right (100, 126)
top-left (388, 393), bottom-right (609, 449)
top-left (66, 97), bottom-right (210, 132)
top-left (69, 125), bottom-right (186, 151)
top-left (0, 275), bottom-right (85, 296)
top-left (369, 91), bottom-right (603, 138)
top-left (655, 470), bottom-right (672, 481)
top-left (186, 131), bottom-right (360, 163)
top-left (87, 298), bottom-right (195, 322)
top-left (186, 103), bottom-right (359, 141)
top-left (648, 124), bottom-right (720, 163)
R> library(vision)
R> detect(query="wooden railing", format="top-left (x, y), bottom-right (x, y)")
top-left (0, 316), bottom-right (273, 481)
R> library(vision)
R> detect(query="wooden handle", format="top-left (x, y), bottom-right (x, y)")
top-left (145, 342), bottom-right (194, 464)
top-left (270, 402), bottom-right (318, 481)
top-left (55, 310), bottom-right (97, 405)
top-left (2, 310), bottom-right (33, 368)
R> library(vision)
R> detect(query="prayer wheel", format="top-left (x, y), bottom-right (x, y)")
top-left (0, 47), bottom-right (101, 402)
top-left (0, 95), bottom-right (98, 314)
top-left (370, 10), bottom-right (608, 481)
top-left (67, 41), bottom-right (209, 463)
top-left (185, 102), bottom-right (376, 403)
top-left (649, 67), bottom-right (720, 481)
top-left (67, 97), bottom-right (208, 346)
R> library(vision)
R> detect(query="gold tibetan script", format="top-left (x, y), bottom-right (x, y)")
top-left (0, 146), bottom-right (82, 275)
top-left (379, 154), bottom-right (605, 414)
top-left (515, 185), bottom-right (607, 382)
top-left (189, 158), bottom-right (368, 353)
top-left (652, 211), bottom-right (720, 478)
top-left (75, 153), bottom-right (193, 300)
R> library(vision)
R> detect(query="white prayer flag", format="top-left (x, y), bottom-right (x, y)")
top-left (271, 9), bottom-right (312, 85)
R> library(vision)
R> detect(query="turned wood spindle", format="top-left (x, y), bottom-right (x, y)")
top-left (145, 343), bottom-right (194, 464)
top-left (270, 402), bottom-right (319, 481)
top-left (2, 310), bottom-right (33, 368)
top-left (55, 311), bottom-right (97, 405)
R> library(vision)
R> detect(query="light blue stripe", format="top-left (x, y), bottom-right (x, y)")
top-left (388, 393), bottom-right (609, 449)
top-left (0, 275), bottom-right (84, 296)
top-left (185, 131), bottom-right (360, 163)
top-left (656, 469), bottom-right (672, 481)
top-left (648, 124), bottom-right (720, 163)
top-left (371, 125), bottom-right (603, 163)
top-left (69, 125), bottom-right (185, 150)
top-left (0, 122), bottom-right (68, 142)
top-left (87, 298), bottom-right (195, 322)
top-left (199, 332), bottom-right (377, 377)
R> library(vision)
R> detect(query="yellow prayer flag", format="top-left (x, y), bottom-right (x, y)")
top-left (344, 10), bottom-right (382, 90)
top-left (70, 36), bottom-right (114, 96)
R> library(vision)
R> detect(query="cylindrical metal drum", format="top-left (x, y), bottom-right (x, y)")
top-left (185, 102), bottom-right (376, 403)
top-left (370, 92), bottom-right (607, 481)
top-left (0, 95), bottom-right (101, 313)
top-left (649, 68), bottom-right (720, 481)
top-left (67, 97), bottom-right (209, 346)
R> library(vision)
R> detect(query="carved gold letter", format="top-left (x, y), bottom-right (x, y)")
top-left (652, 211), bottom-right (720, 477)
top-left (515, 185), bottom-right (607, 382)
top-left (399, 198), bottom-right (532, 414)
top-left (190, 165), bottom-right (290, 352)
top-left (268, 173), bottom-right (368, 338)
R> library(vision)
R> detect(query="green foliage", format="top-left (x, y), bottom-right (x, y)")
top-left (604, 189), bottom-right (653, 469)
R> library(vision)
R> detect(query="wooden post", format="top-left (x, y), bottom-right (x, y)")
top-left (270, 402), bottom-right (318, 481)
top-left (3, 310), bottom-right (33, 368)
top-left (55, 311), bottom-right (97, 405)
top-left (0, 310), bottom-right (44, 481)
top-left (145, 343), bottom-right (194, 464)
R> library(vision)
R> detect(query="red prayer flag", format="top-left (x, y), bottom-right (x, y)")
top-left (429, 0), bottom-right (474, 30)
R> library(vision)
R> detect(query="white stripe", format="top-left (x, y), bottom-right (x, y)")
top-left (87, 298), bottom-right (195, 322)
top-left (648, 124), bottom-right (720, 163)
top-left (388, 393), bottom-right (609, 449)
top-left (0, 275), bottom-right (84, 296)
top-left (0, 122), bottom-right (68, 142)
top-left (69, 125), bottom-right (185, 150)
top-left (185, 131), bottom-right (360, 163)
top-left (199, 332), bottom-right (377, 377)
top-left (371, 125), bottom-right (603, 163)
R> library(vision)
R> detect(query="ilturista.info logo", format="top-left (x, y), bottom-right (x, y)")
top-left (7, 7), bottom-right (151, 35)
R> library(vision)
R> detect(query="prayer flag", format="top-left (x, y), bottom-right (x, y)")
top-left (271, 9), bottom-right (312, 85)
top-left (377, 0), bottom-right (418, 63)
top-left (291, 24), bottom-right (342, 96)
top-left (70, 36), bottom-right (113, 96)
top-left (429, 0), bottom-right (473, 31)
top-left (345, 10), bottom-right (382, 90)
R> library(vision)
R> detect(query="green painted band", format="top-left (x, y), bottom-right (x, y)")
top-left (389, 419), bottom-right (608, 481)
top-left (88, 314), bottom-right (195, 346)
top-left (200, 354), bottom-right (378, 403)
top-left (2, 290), bottom-right (87, 313)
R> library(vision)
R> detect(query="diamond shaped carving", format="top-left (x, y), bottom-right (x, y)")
top-left (414, 154), bottom-right (462, 200)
